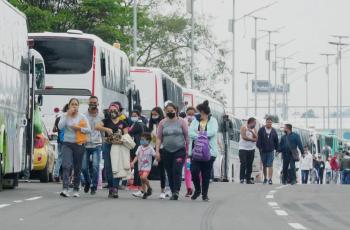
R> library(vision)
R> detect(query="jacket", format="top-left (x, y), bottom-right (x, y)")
top-left (110, 144), bottom-right (131, 179)
top-left (330, 157), bottom-right (340, 171)
top-left (256, 126), bottom-right (279, 153)
top-left (300, 153), bottom-right (313, 170)
top-left (340, 155), bottom-right (350, 171)
top-left (189, 116), bottom-right (219, 157)
top-left (278, 132), bottom-right (304, 157)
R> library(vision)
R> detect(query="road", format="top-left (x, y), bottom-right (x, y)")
top-left (0, 181), bottom-right (349, 230)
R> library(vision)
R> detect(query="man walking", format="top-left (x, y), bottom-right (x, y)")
top-left (278, 124), bottom-right (304, 185)
top-left (82, 96), bottom-right (103, 195)
top-left (256, 117), bottom-right (279, 185)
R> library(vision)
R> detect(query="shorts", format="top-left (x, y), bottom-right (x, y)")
top-left (139, 170), bottom-right (150, 178)
top-left (260, 151), bottom-right (274, 167)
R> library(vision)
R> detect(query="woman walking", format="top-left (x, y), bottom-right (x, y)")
top-left (58, 98), bottom-right (91, 197)
top-left (156, 103), bottom-right (188, 200)
top-left (96, 103), bottom-right (129, 198)
top-left (189, 101), bottom-right (218, 201)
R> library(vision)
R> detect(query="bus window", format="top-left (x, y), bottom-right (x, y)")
top-left (325, 136), bottom-right (333, 149)
top-left (100, 52), bottom-right (106, 77)
top-left (35, 63), bottom-right (45, 90)
top-left (33, 38), bottom-right (93, 74)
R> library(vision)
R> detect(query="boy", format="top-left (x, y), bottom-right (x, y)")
top-left (131, 133), bottom-right (156, 199)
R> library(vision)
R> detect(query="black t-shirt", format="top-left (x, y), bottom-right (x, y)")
top-left (102, 118), bottom-right (128, 137)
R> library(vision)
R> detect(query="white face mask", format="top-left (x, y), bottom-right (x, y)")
top-left (131, 117), bottom-right (138, 122)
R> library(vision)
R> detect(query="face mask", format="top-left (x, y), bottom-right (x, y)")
top-left (89, 104), bottom-right (97, 110)
top-left (131, 117), bottom-right (138, 122)
top-left (140, 139), bottom-right (149, 146)
top-left (167, 112), bottom-right (176, 119)
top-left (187, 116), bottom-right (194, 122)
top-left (152, 115), bottom-right (159, 120)
top-left (110, 111), bottom-right (118, 119)
top-left (249, 124), bottom-right (256, 129)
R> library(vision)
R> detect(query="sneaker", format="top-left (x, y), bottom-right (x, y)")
top-left (54, 176), bottom-right (60, 183)
top-left (146, 187), bottom-right (153, 196)
top-left (170, 192), bottom-right (179, 200)
top-left (112, 190), bottom-right (119, 198)
top-left (73, 191), bottom-right (80, 197)
top-left (133, 191), bottom-right (144, 198)
top-left (185, 188), bottom-right (193, 197)
top-left (268, 179), bottom-right (273, 185)
top-left (165, 190), bottom-right (172, 198)
top-left (90, 188), bottom-right (97, 195)
top-left (263, 179), bottom-right (268, 184)
top-left (108, 190), bottom-right (113, 198)
top-left (191, 191), bottom-right (201, 200)
top-left (246, 180), bottom-right (255, 184)
top-left (84, 184), bottom-right (90, 193)
top-left (60, 189), bottom-right (70, 198)
top-left (159, 192), bottom-right (166, 199)
top-left (142, 192), bottom-right (148, 199)
top-left (202, 196), bottom-right (210, 202)
top-left (240, 179), bottom-right (244, 184)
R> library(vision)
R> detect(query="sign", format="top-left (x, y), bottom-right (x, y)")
top-left (252, 80), bottom-right (290, 93)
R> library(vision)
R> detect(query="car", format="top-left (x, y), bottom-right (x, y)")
top-left (31, 121), bottom-right (55, 183)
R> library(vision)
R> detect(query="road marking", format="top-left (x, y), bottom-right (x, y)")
top-left (0, 204), bottom-right (11, 209)
top-left (275, 210), bottom-right (288, 216)
top-left (265, 194), bottom-right (274, 199)
top-left (25, 196), bottom-right (42, 201)
top-left (13, 200), bottom-right (23, 203)
top-left (288, 223), bottom-right (307, 229)
top-left (268, 202), bottom-right (278, 207)
top-left (19, 218), bottom-right (24, 222)
top-left (269, 190), bottom-right (277, 194)
top-left (276, 185), bottom-right (288, 189)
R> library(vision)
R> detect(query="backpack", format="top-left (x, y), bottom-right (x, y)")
top-left (192, 122), bottom-right (211, 162)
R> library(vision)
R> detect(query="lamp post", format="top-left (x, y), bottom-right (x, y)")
top-left (133, 0), bottom-right (137, 66)
top-left (299, 61), bottom-right (315, 128)
top-left (241, 71), bottom-right (254, 116)
top-left (320, 53), bottom-right (335, 130)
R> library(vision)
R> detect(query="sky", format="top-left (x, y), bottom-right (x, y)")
top-left (186, 0), bottom-right (350, 119)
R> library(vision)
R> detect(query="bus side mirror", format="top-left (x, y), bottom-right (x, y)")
top-left (38, 94), bottom-right (43, 106)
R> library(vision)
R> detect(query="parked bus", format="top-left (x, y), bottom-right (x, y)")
top-left (29, 31), bottom-right (137, 132)
top-left (0, 0), bottom-right (45, 190)
top-left (130, 67), bottom-right (183, 114)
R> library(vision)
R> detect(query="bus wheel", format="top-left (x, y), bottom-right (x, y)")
top-left (3, 173), bottom-right (18, 189)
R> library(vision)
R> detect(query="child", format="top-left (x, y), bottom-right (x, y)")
top-left (131, 133), bottom-right (156, 199)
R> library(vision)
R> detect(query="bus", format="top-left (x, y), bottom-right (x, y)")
top-left (0, 0), bottom-right (45, 190)
top-left (29, 31), bottom-right (137, 132)
top-left (130, 67), bottom-right (183, 115)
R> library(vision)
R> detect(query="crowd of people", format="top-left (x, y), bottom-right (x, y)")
top-left (53, 96), bottom-right (219, 201)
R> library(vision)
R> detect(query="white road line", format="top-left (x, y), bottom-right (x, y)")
top-left (268, 202), bottom-right (278, 207)
top-left (269, 190), bottom-right (277, 194)
top-left (288, 223), bottom-right (307, 229)
top-left (276, 185), bottom-right (288, 189)
top-left (265, 194), bottom-right (274, 199)
top-left (25, 196), bottom-right (42, 201)
top-left (13, 200), bottom-right (23, 203)
top-left (0, 204), bottom-right (11, 209)
top-left (275, 210), bottom-right (288, 216)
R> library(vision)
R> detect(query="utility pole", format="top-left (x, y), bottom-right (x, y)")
top-left (260, 29), bottom-right (279, 115)
top-left (191, 0), bottom-right (195, 89)
top-left (250, 16), bottom-right (266, 116)
top-left (329, 35), bottom-right (348, 138)
top-left (273, 43), bottom-right (278, 116)
top-left (320, 53), bottom-right (335, 131)
top-left (299, 61), bottom-right (315, 128)
top-left (133, 0), bottom-right (137, 66)
top-left (241, 71), bottom-right (254, 116)
top-left (231, 0), bottom-right (235, 114)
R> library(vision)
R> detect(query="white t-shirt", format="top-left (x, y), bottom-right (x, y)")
top-left (136, 145), bottom-right (156, 171)
top-left (239, 126), bottom-right (256, 150)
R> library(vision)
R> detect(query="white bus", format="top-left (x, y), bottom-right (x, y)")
top-left (0, 0), bottom-right (45, 190)
top-left (182, 88), bottom-right (232, 181)
top-left (130, 67), bottom-right (183, 114)
top-left (29, 31), bottom-right (135, 132)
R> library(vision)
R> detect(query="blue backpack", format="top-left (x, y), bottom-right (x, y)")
top-left (192, 122), bottom-right (211, 161)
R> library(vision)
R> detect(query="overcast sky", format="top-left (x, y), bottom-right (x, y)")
top-left (189, 0), bottom-right (350, 118)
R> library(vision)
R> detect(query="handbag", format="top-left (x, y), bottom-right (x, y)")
top-left (286, 135), bottom-right (300, 162)
top-left (122, 134), bottom-right (136, 150)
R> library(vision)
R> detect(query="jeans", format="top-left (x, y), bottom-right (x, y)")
top-left (82, 146), bottom-right (101, 189)
top-left (341, 170), bottom-right (350, 184)
top-left (239, 149), bottom-right (255, 181)
top-left (158, 149), bottom-right (167, 189)
top-left (61, 142), bottom-right (85, 190)
top-left (191, 157), bottom-right (215, 197)
top-left (53, 143), bottom-right (63, 177)
top-left (331, 170), bottom-right (339, 184)
top-left (102, 143), bottom-right (120, 189)
top-left (163, 148), bottom-right (186, 194)
top-left (282, 152), bottom-right (296, 184)
top-left (318, 169), bottom-right (324, 184)
top-left (301, 170), bottom-right (309, 184)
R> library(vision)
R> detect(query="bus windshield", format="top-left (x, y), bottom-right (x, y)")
top-left (33, 37), bottom-right (93, 74)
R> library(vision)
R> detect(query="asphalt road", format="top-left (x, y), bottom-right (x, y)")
top-left (0, 181), bottom-right (349, 230)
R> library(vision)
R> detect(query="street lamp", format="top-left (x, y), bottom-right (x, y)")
top-left (241, 71), bottom-right (254, 116)
top-left (320, 53), bottom-right (336, 131)
top-left (299, 61), bottom-right (315, 128)
top-left (133, 0), bottom-right (137, 66)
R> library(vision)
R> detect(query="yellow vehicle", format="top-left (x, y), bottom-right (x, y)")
top-left (32, 122), bottom-right (55, 183)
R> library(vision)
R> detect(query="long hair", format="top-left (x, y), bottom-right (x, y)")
top-left (148, 107), bottom-right (165, 132)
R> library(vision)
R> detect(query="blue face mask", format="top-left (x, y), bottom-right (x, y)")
top-left (140, 139), bottom-right (149, 146)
